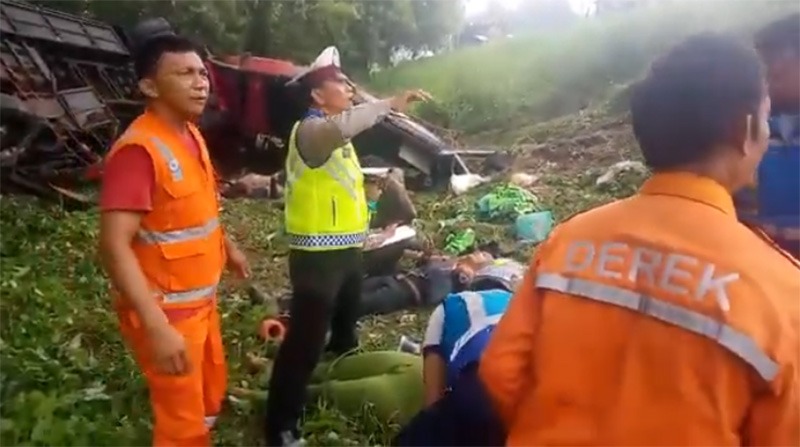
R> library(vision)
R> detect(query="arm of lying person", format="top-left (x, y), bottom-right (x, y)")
top-left (421, 305), bottom-right (447, 406)
top-left (478, 250), bottom-right (545, 425)
top-left (296, 100), bottom-right (393, 168)
top-left (364, 229), bottom-right (389, 251)
top-left (363, 224), bottom-right (399, 251)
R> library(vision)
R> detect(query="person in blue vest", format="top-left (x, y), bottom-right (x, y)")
top-left (735, 13), bottom-right (800, 259)
top-left (393, 258), bottom-right (525, 446)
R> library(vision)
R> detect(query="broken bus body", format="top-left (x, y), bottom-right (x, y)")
top-left (0, 0), bottom-right (467, 206)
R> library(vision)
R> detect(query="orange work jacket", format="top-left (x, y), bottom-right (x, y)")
top-left (105, 111), bottom-right (225, 310)
top-left (480, 172), bottom-right (800, 446)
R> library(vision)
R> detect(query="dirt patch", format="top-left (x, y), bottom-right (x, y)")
top-left (512, 112), bottom-right (636, 175)
top-left (470, 112), bottom-right (640, 178)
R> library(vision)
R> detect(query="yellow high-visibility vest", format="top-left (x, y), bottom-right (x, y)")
top-left (284, 121), bottom-right (369, 251)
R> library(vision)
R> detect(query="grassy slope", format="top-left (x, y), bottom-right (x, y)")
top-left (369, 1), bottom-right (793, 137)
top-left (2, 2), bottom-right (798, 446)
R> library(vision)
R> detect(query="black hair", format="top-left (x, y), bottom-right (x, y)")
top-left (133, 35), bottom-right (200, 80)
top-left (630, 33), bottom-right (765, 171)
top-left (755, 13), bottom-right (800, 57)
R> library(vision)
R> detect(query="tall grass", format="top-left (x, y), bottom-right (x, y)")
top-left (368, 1), bottom-right (797, 134)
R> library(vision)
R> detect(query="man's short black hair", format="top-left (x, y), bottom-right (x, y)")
top-left (755, 13), bottom-right (800, 56)
top-left (133, 35), bottom-right (200, 80)
top-left (630, 33), bottom-right (765, 171)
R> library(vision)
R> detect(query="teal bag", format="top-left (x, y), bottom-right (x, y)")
top-left (515, 211), bottom-right (553, 243)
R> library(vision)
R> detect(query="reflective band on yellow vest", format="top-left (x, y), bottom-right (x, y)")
top-left (284, 121), bottom-right (369, 251)
top-left (535, 272), bottom-right (779, 382)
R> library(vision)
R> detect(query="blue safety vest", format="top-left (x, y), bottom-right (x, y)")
top-left (439, 289), bottom-right (512, 386)
top-left (736, 113), bottom-right (800, 257)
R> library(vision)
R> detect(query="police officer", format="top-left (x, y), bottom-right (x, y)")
top-left (480, 34), bottom-right (800, 445)
top-left (264, 47), bottom-right (430, 446)
top-left (735, 13), bottom-right (800, 259)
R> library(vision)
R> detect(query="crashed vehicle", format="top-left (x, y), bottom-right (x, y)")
top-left (0, 0), bottom-right (468, 206)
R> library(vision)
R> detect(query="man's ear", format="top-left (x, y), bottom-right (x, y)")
top-left (310, 88), bottom-right (324, 106)
top-left (138, 78), bottom-right (158, 99)
top-left (727, 113), bottom-right (750, 157)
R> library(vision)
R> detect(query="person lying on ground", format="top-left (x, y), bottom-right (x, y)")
top-left (391, 264), bottom-right (521, 446)
top-left (734, 13), bottom-right (800, 259)
top-left (479, 34), bottom-right (799, 446)
top-left (237, 351), bottom-right (425, 429)
top-left (276, 249), bottom-right (523, 318)
top-left (358, 250), bottom-right (525, 318)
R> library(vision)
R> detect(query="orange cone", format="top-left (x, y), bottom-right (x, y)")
top-left (259, 318), bottom-right (286, 342)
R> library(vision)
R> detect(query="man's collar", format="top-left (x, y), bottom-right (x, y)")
top-left (304, 108), bottom-right (325, 119)
top-left (639, 172), bottom-right (736, 217)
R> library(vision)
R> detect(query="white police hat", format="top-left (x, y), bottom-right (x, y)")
top-left (286, 46), bottom-right (342, 86)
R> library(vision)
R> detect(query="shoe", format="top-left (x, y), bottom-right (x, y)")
top-left (280, 431), bottom-right (306, 447)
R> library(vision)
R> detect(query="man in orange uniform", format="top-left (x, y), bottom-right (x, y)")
top-left (480, 33), bottom-right (800, 446)
top-left (98, 34), bottom-right (250, 446)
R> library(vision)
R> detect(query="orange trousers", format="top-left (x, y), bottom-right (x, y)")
top-left (118, 305), bottom-right (227, 447)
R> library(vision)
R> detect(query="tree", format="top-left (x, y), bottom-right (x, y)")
top-left (28, 0), bottom-right (465, 72)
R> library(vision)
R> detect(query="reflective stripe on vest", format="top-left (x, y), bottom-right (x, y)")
top-left (535, 272), bottom-right (779, 382)
top-left (287, 232), bottom-right (366, 249)
top-left (161, 283), bottom-right (218, 304)
top-left (284, 129), bottom-right (360, 201)
top-left (117, 131), bottom-right (184, 183)
top-left (112, 130), bottom-right (220, 305)
top-left (150, 136), bottom-right (184, 182)
top-left (138, 217), bottom-right (220, 244)
top-left (284, 120), bottom-right (368, 250)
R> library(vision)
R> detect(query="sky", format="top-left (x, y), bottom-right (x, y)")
top-left (464, 0), bottom-right (596, 18)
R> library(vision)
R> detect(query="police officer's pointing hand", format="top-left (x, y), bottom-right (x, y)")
top-left (389, 89), bottom-right (433, 112)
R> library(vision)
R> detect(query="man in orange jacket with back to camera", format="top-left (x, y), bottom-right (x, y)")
top-left (480, 33), bottom-right (800, 446)
top-left (98, 33), bottom-right (250, 446)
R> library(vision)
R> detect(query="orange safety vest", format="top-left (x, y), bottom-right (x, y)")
top-left (105, 111), bottom-right (225, 310)
top-left (480, 172), bottom-right (800, 446)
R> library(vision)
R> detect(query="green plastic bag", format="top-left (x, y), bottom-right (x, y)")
top-left (515, 211), bottom-right (553, 243)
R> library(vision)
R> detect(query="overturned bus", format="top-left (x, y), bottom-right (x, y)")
top-left (0, 0), bottom-right (467, 206)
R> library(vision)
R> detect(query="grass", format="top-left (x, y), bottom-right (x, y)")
top-left (368, 0), bottom-right (795, 136)
top-left (0, 110), bottom-right (645, 445)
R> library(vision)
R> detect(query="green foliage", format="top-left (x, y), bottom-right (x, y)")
top-left (0, 116), bottom-right (643, 444)
top-left (369, 1), bottom-right (796, 134)
top-left (29, 0), bottom-right (462, 75)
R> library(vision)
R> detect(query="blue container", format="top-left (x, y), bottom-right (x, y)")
top-left (515, 211), bottom-right (553, 243)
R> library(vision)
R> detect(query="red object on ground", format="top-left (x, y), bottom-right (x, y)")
top-left (259, 318), bottom-right (287, 342)
top-left (84, 162), bottom-right (104, 181)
